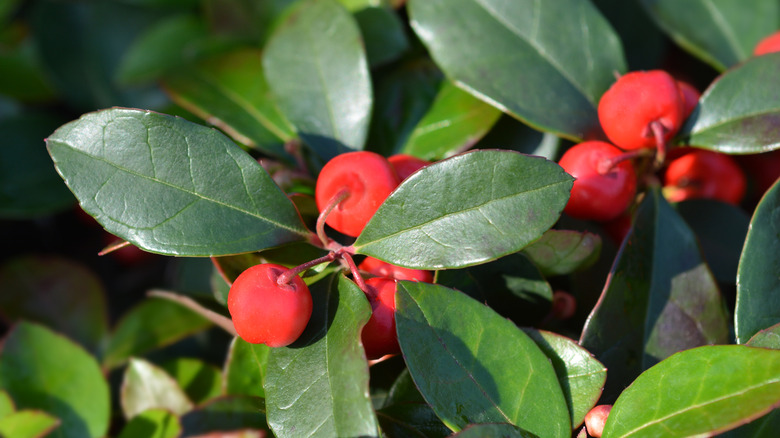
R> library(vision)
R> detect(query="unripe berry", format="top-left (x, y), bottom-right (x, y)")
top-left (359, 256), bottom-right (432, 283)
top-left (361, 277), bottom-right (401, 360)
top-left (227, 263), bottom-right (313, 347)
top-left (663, 149), bottom-right (746, 205)
top-left (585, 404), bottom-right (612, 438)
top-left (754, 31), bottom-right (780, 56)
top-left (388, 154), bottom-right (431, 181)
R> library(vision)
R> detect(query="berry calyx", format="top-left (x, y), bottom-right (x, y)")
top-left (388, 154), bottom-right (431, 181)
top-left (663, 149), bottom-right (746, 205)
top-left (227, 263), bottom-right (313, 347)
top-left (584, 404), bottom-right (612, 438)
top-left (361, 277), bottom-right (401, 360)
top-left (359, 256), bottom-right (432, 283)
top-left (754, 31), bottom-right (780, 56)
top-left (559, 141), bottom-right (637, 222)
top-left (598, 70), bottom-right (685, 151)
top-left (315, 151), bottom-right (400, 237)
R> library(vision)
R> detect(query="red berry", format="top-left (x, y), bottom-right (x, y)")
top-left (598, 70), bottom-right (685, 150)
top-left (559, 141), bottom-right (637, 222)
top-left (388, 154), bottom-right (430, 181)
top-left (550, 291), bottom-right (576, 320)
top-left (359, 256), bottom-right (432, 283)
top-left (676, 80), bottom-right (700, 120)
top-left (585, 405), bottom-right (612, 438)
top-left (754, 31), bottom-right (780, 56)
top-left (361, 277), bottom-right (401, 360)
top-left (315, 151), bottom-right (400, 237)
top-left (663, 149), bottom-right (746, 205)
top-left (227, 263), bottom-right (313, 347)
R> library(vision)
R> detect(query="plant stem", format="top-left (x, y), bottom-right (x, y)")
top-left (98, 239), bottom-right (132, 256)
top-left (316, 188), bottom-right (350, 247)
top-left (597, 148), bottom-right (654, 175)
top-left (147, 289), bottom-right (237, 337)
top-left (341, 252), bottom-right (370, 295)
top-left (651, 120), bottom-right (668, 167)
top-left (276, 252), bottom-right (338, 286)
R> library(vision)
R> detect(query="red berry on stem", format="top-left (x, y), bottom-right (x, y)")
top-left (388, 154), bottom-right (430, 181)
top-left (359, 256), bottom-right (432, 283)
top-left (227, 263), bottom-right (313, 347)
top-left (585, 405), bottom-right (612, 438)
top-left (754, 31), bottom-right (780, 56)
top-left (361, 277), bottom-right (401, 360)
top-left (315, 151), bottom-right (400, 237)
top-left (559, 141), bottom-right (637, 222)
top-left (663, 149), bottom-right (746, 205)
top-left (598, 70), bottom-right (685, 151)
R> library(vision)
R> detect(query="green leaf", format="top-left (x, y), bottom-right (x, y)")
top-left (377, 403), bottom-right (452, 438)
top-left (0, 28), bottom-right (58, 102)
top-left (180, 395), bottom-right (269, 436)
top-left (0, 410), bottom-right (60, 438)
top-left (162, 48), bottom-right (297, 160)
top-left (735, 179), bottom-right (780, 343)
top-left (265, 275), bottom-right (378, 438)
top-left (721, 409), bottom-right (780, 438)
top-left (224, 337), bottom-right (270, 399)
top-left (680, 55), bottom-right (780, 154)
top-left (473, 115), bottom-right (563, 161)
top-left (104, 297), bottom-right (212, 370)
top-left (591, 0), bottom-right (666, 70)
top-left (638, 0), bottom-right (779, 71)
top-left (603, 345), bottom-right (780, 437)
top-left (263, 0), bottom-right (372, 160)
top-left (355, 150), bottom-right (573, 269)
top-left (116, 409), bottom-right (182, 438)
top-left (401, 80), bottom-right (501, 160)
top-left (355, 6), bottom-right (409, 68)
top-left (160, 358), bottom-right (223, 405)
top-left (451, 423), bottom-right (536, 438)
top-left (202, 0), bottom-right (297, 45)
top-left (747, 323), bottom-right (780, 350)
top-left (579, 189), bottom-right (729, 401)
top-left (0, 255), bottom-right (108, 355)
top-left (121, 358), bottom-right (194, 419)
top-left (0, 321), bottom-right (110, 438)
top-left (521, 329), bottom-right (607, 428)
top-left (0, 390), bottom-right (13, 418)
top-left (46, 108), bottom-right (310, 256)
top-left (407, 0), bottom-right (625, 140)
top-left (396, 281), bottom-right (570, 436)
top-left (522, 229), bottom-right (602, 277)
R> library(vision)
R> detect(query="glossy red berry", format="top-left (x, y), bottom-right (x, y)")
top-left (227, 263), bottom-right (313, 347)
top-left (598, 70), bottom-right (685, 150)
top-left (754, 31), bottom-right (780, 56)
top-left (676, 80), bottom-right (700, 120)
top-left (359, 256), bottom-right (432, 283)
top-left (663, 149), bottom-right (746, 205)
top-left (388, 154), bottom-right (430, 181)
top-left (361, 277), bottom-right (401, 360)
top-left (559, 141), bottom-right (637, 222)
top-left (585, 405), bottom-right (612, 438)
top-left (315, 151), bottom-right (400, 237)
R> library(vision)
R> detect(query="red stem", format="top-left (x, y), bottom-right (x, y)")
top-left (341, 252), bottom-right (370, 295)
top-left (316, 188), bottom-right (350, 247)
top-left (98, 240), bottom-right (131, 256)
top-left (597, 149), bottom-right (654, 175)
top-left (277, 252), bottom-right (338, 286)
top-left (651, 120), bottom-right (668, 166)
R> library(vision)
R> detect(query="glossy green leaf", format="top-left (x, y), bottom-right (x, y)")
top-left (355, 150), bottom-right (573, 269)
top-left (735, 179), bottom-right (780, 343)
top-left (680, 55), bottom-right (780, 153)
top-left (747, 323), bottom-right (780, 350)
top-left (0, 410), bottom-right (60, 438)
top-left (104, 297), bottom-right (212, 370)
top-left (265, 275), bottom-right (377, 437)
top-left (401, 80), bottom-right (501, 160)
top-left (473, 115), bottom-right (563, 161)
top-left (408, 0), bottom-right (625, 140)
top-left (451, 423), bottom-right (536, 438)
top-left (603, 345), bottom-right (780, 437)
top-left (116, 409), bottom-right (182, 438)
top-left (522, 328), bottom-right (607, 428)
top-left (46, 108), bottom-right (310, 256)
top-left (263, 0), bottom-right (372, 160)
top-left (121, 358), bottom-right (194, 419)
top-left (580, 189), bottom-right (729, 401)
top-left (396, 281), bottom-right (570, 436)
top-left (377, 403), bottom-right (451, 438)
top-left (0, 321), bottom-right (110, 438)
top-left (224, 337), bottom-right (270, 399)
top-left (161, 358), bottom-right (223, 404)
top-left (180, 395), bottom-right (269, 436)
top-left (0, 390), bottom-right (13, 418)
top-left (355, 6), bottom-right (409, 67)
top-left (162, 48), bottom-right (296, 160)
top-left (0, 255), bottom-right (108, 354)
top-left (638, 0), bottom-right (778, 71)
top-left (522, 229), bottom-right (602, 277)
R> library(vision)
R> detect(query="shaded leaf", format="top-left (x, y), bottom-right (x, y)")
top-left (46, 108), bottom-right (310, 256)
top-left (355, 150), bottom-right (573, 269)
top-left (473, 115), bottom-right (563, 161)
top-left (720, 409), bottom-right (780, 438)
top-left (203, 0), bottom-right (297, 45)
top-left (377, 403), bottom-right (451, 438)
top-left (592, 0), bottom-right (667, 70)
top-left (224, 337), bottom-right (270, 399)
top-left (160, 358), bottom-right (223, 405)
top-left (121, 358), bottom-right (194, 419)
top-left (747, 323), bottom-right (780, 350)
top-left (451, 423), bottom-right (536, 438)
top-left (396, 281), bottom-right (570, 436)
top-left (522, 229), bottom-right (602, 277)
top-left (0, 410), bottom-right (60, 438)
top-left (180, 395), bottom-right (269, 436)
top-left (117, 409), bottom-right (182, 438)
top-left (0, 29), bottom-right (58, 102)
top-left (355, 6), bottom-right (409, 67)
top-left (603, 345), bottom-right (780, 437)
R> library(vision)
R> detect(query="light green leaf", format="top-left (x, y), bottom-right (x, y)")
top-left (120, 358), bottom-right (193, 419)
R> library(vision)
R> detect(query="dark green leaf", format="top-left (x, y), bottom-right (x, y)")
top-left (0, 390), bottom-right (13, 418)
top-left (401, 80), bottom-right (501, 160)
top-left (680, 55), bottom-right (780, 153)
top-left (0, 255), bottom-right (108, 355)
top-left (263, 0), bottom-right (372, 160)
top-left (224, 337), bottom-right (270, 399)
top-left (396, 282), bottom-right (570, 436)
top-left (0, 29), bottom-right (57, 102)
top-left (355, 6), bottom-right (409, 68)
top-left (592, 0), bottom-right (666, 70)
top-left (355, 150), bottom-right (573, 269)
top-left (104, 297), bottom-right (212, 370)
top-left (451, 423), bottom-right (536, 438)
top-left (121, 358), bottom-right (193, 419)
top-left (720, 409), bottom-right (780, 438)
top-left (203, 0), bottom-right (297, 44)
top-left (46, 108), bottom-right (310, 256)
top-left (473, 115), bottom-right (563, 161)
top-left (377, 403), bottom-right (452, 438)
top-left (117, 409), bottom-right (182, 438)
top-left (0, 321), bottom-right (110, 438)
top-left (603, 345), bottom-right (780, 437)
top-left (736, 179), bottom-right (780, 343)
top-left (0, 410), bottom-right (60, 438)
top-left (579, 189), bottom-right (729, 401)
top-left (180, 395), bottom-right (269, 436)
top-left (0, 0), bottom-right (21, 25)
top-left (638, 0), bottom-right (778, 71)
top-left (408, 0), bottom-right (625, 140)
top-left (522, 229), bottom-right (602, 277)
top-left (383, 369), bottom-right (426, 407)
top-left (747, 323), bottom-right (780, 350)
top-left (265, 275), bottom-right (377, 437)
top-left (160, 358), bottom-right (223, 404)
top-left (162, 48), bottom-right (297, 160)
